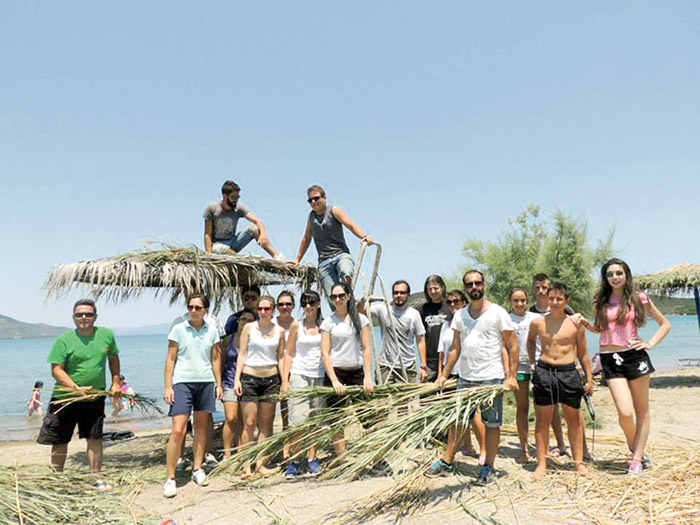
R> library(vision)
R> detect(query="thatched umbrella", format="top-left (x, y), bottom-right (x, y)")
top-left (44, 246), bottom-right (318, 311)
top-left (637, 263), bottom-right (700, 332)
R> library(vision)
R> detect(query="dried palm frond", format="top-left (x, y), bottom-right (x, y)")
top-left (636, 263), bottom-right (700, 295)
top-left (50, 386), bottom-right (164, 416)
top-left (44, 245), bottom-right (318, 311)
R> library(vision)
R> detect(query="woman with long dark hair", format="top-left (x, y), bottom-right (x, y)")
top-left (281, 290), bottom-right (325, 479)
top-left (579, 258), bottom-right (670, 474)
top-left (321, 282), bottom-right (374, 454)
top-left (419, 275), bottom-right (451, 381)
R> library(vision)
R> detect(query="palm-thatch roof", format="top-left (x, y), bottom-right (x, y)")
top-left (44, 246), bottom-right (318, 310)
top-left (636, 263), bottom-right (700, 295)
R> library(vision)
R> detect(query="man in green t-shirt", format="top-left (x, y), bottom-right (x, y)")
top-left (37, 299), bottom-right (121, 488)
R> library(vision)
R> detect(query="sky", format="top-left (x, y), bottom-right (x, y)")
top-left (1, 2), bottom-right (698, 328)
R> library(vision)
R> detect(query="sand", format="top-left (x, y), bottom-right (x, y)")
top-left (2, 367), bottom-right (699, 524)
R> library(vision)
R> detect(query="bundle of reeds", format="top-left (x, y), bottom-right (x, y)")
top-left (44, 245), bottom-right (318, 310)
top-left (50, 386), bottom-right (164, 416)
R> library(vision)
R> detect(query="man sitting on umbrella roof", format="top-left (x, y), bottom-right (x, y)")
top-left (204, 180), bottom-right (285, 261)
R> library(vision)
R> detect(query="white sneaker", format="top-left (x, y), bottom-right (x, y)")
top-left (192, 468), bottom-right (209, 486)
top-left (274, 253), bottom-right (286, 262)
top-left (204, 452), bottom-right (219, 466)
top-left (163, 478), bottom-right (177, 498)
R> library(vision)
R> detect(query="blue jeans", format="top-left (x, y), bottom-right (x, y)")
top-left (457, 377), bottom-right (504, 428)
top-left (318, 252), bottom-right (355, 299)
top-left (212, 225), bottom-right (258, 253)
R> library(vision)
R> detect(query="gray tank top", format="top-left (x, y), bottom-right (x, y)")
top-left (311, 206), bottom-right (350, 261)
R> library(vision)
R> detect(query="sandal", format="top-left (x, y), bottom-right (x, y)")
top-left (92, 480), bottom-right (113, 491)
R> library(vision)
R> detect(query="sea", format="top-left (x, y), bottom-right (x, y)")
top-left (1, 316), bottom-right (698, 442)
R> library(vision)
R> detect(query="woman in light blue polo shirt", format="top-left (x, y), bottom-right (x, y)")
top-left (163, 294), bottom-right (222, 498)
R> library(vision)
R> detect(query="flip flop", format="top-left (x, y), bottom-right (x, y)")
top-left (92, 480), bottom-right (113, 491)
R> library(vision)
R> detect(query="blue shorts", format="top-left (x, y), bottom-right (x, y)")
top-left (169, 382), bottom-right (217, 416)
top-left (457, 377), bottom-right (504, 428)
top-left (212, 225), bottom-right (258, 253)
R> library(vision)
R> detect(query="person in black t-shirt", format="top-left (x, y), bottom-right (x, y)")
top-left (418, 274), bottom-right (452, 382)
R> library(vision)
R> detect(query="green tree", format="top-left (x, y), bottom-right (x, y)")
top-left (455, 205), bottom-right (614, 315)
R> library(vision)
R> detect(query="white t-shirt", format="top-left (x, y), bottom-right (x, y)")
top-left (451, 303), bottom-right (513, 381)
top-left (291, 323), bottom-right (325, 378)
top-left (437, 321), bottom-right (460, 377)
top-left (320, 313), bottom-right (371, 369)
top-left (370, 303), bottom-right (425, 369)
top-left (509, 311), bottom-right (541, 366)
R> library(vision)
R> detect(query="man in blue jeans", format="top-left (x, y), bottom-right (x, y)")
top-left (426, 270), bottom-right (519, 486)
top-left (203, 180), bottom-right (284, 260)
top-left (292, 184), bottom-right (374, 305)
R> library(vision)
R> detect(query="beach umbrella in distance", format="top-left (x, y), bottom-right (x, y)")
top-left (636, 263), bottom-right (700, 334)
top-left (43, 244), bottom-right (318, 312)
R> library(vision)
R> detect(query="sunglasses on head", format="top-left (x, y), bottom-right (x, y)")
top-left (74, 312), bottom-right (95, 318)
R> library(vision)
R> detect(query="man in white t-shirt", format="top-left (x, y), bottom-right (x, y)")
top-left (426, 270), bottom-right (519, 486)
top-left (366, 280), bottom-right (428, 384)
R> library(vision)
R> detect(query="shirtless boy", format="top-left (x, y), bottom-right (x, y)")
top-left (527, 283), bottom-right (593, 479)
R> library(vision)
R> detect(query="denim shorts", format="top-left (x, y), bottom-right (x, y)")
top-left (212, 224), bottom-right (258, 254)
top-left (169, 382), bottom-right (217, 416)
top-left (457, 377), bottom-right (504, 428)
top-left (318, 252), bottom-right (355, 300)
top-left (239, 373), bottom-right (281, 402)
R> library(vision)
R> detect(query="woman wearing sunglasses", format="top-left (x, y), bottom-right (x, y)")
top-left (281, 290), bottom-right (325, 479)
top-left (321, 282), bottom-right (374, 455)
top-left (578, 258), bottom-right (671, 474)
top-left (234, 295), bottom-right (286, 478)
top-left (163, 294), bottom-right (223, 498)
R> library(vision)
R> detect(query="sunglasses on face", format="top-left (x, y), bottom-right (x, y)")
top-left (257, 306), bottom-right (273, 312)
top-left (243, 294), bottom-right (258, 301)
top-left (277, 302), bottom-right (294, 308)
top-left (606, 270), bottom-right (625, 278)
top-left (330, 293), bottom-right (347, 301)
top-left (300, 300), bottom-right (318, 307)
top-left (464, 280), bottom-right (484, 289)
top-left (446, 299), bottom-right (462, 306)
top-left (307, 195), bottom-right (322, 204)
top-left (393, 290), bottom-right (409, 296)
top-left (74, 312), bottom-right (95, 318)
top-left (187, 305), bottom-right (205, 312)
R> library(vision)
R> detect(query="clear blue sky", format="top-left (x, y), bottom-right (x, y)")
top-left (1, 2), bottom-right (698, 328)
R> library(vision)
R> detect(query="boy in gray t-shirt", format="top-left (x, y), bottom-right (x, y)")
top-left (204, 180), bottom-right (284, 259)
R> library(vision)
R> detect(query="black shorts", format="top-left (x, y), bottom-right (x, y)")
top-left (239, 373), bottom-right (281, 402)
top-left (37, 397), bottom-right (105, 445)
top-left (324, 367), bottom-right (365, 409)
top-left (532, 361), bottom-right (584, 409)
top-left (600, 349), bottom-right (655, 381)
top-left (169, 382), bottom-right (217, 416)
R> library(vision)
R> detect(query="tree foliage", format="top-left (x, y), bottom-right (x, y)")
top-left (455, 205), bottom-right (614, 315)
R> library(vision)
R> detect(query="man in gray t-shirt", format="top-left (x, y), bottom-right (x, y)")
top-left (203, 180), bottom-right (284, 259)
top-left (367, 280), bottom-right (428, 384)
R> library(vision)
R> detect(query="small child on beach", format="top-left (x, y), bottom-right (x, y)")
top-left (26, 380), bottom-right (44, 417)
top-left (527, 283), bottom-right (593, 479)
top-left (111, 376), bottom-right (135, 417)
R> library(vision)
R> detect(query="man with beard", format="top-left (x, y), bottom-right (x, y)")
top-left (426, 270), bottom-right (518, 486)
top-left (364, 280), bottom-right (428, 384)
top-left (204, 180), bottom-right (284, 260)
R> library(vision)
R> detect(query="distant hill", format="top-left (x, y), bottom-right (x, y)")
top-left (113, 323), bottom-right (171, 336)
top-left (648, 295), bottom-right (697, 316)
top-left (0, 314), bottom-right (69, 340)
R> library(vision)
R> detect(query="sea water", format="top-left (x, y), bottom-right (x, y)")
top-left (1, 315), bottom-right (698, 441)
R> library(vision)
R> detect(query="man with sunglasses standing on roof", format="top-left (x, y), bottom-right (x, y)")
top-left (292, 184), bottom-right (375, 303)
top-left (37, 299), bottom-right (121, 491)
top-left (204, 180), bottom-right (285, 260)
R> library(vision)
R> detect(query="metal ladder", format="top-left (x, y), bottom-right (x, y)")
top-left (351, 241), bottom-right (409, 385)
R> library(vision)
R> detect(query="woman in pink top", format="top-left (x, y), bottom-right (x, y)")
top-left (579, 258), bottom-right (671, 475)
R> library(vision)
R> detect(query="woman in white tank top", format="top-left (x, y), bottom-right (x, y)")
top-left (281, 290), bottom-right (325, 478)
top-left (234, 295), bottom-right (286, 479)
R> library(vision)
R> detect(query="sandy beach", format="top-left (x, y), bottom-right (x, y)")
top-left (2, 367), bottom-right (699, 524)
